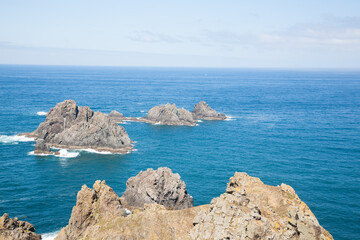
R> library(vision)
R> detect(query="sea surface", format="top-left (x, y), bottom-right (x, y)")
top-left (0, 65), bottom-right (359, 239)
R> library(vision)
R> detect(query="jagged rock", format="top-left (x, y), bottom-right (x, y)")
top-left (109, 110), bottom-right (125, 123)
top-left (0, 213), bottom-right (41, 240)
top-left (56, 180), bottom-right (127, 240)
top-left (34, 139), bottom-right (53, 155)
top-left (122, 167), bottom-right (194, 210)
top-left (192, 101), bottom-right (226, 120)
top-left (189, 172), bottom-right (333, 240)
top-left (28, 100), bottom-right (132, 153)
top-left (146, 103), bottom-right (196, 126)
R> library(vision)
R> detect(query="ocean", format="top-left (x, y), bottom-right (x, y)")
top-left (0, 65), bottom-right (359, 239)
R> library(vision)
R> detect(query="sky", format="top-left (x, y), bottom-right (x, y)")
top-left (0, 0), bottom-right (360, 68)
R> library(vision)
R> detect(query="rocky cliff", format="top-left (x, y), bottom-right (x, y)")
top-left (192, 101), bottom-right (227, 120)
top-left (55, 169), bottom-right (333, 240)
top-left (190, 172), bottom-right (333, 240)
top-left (27, 100), bottom-right (133, 153)
top-left (146, 103), bottom-right (196, 126)
top-left (0, 213), bottom-right (41, 240)
top-left (122, 167), bottom-right (194, 210)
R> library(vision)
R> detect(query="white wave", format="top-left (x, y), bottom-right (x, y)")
top-left (54, 149), bottom-right (80, 158)
top-left (152, 122), bottom-right (161, 125)
top-left (225, 115), bottom-right (237, 121)
top-left (42, 230), bottom-right (61, 240)
top-left (196, 120), bottom-right (203, 123)
top-left (36, 111), bottom-right (47, 116)
top-left (28, 151), bottom-right (53, 156)
top-left (119, 121), bottom-right (130, 124)
top-left (0, 135), bottom-right (35, 144)
top-left (140, 110), bottom-right (145, 112)
top-left (80, 148), bottom-right (113, 154)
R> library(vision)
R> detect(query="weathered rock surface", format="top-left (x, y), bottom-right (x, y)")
top-left (34, 139), bottom-right (53, 155)
top-left (146, 103), bottom-right (196, 126)
top-left (0, 213), bottom-right (41, 240)
top-left (192, 101), bottom-right (227, 120)
top-left (56, 180), bottom-right (127, 240)
top-left (109, 110), bottom-right (125, 123)
top-left (28, 100), bottom-right (132, 153)
top-left (122, 167), bottom-right (194, 210)
top-left (189, 172), bottom-right (333, 240)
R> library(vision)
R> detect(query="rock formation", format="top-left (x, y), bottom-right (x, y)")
top-left (192, 101), bottom-right (227, 120)
top-left (55, 170), bottom-right (333, 240)
top-left (122, 167), bottom-right (194, 210)
top-left (108, 110), bottom-right (125, 123)
top-left (0, 213), bottom-right (41, 240)
top-left (189, 172), bottom-right (333, 240)
top-left (26, 100), bottom-right (133, 153)
top-left (34, 139), bottom-right (53, 155)
top-left (145, 103), bottom-right (196, 126)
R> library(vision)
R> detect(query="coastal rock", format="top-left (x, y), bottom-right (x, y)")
top-left (29, 100), bottom-right (132, 153)
top-left (34, 139), bottom-right (52, 155)
top-left (192, 101), bottom-right (226, 120)
top-left (146, 103), bottom-right (196, 126)
top-left (0, 213), bottom-right (41, 240)
top-left (56, 180), bottom-right (127, 240)
top-left (189, 172), bottom-right (333, 240)
top-left (122, 167), bottom-right (194, 210)
top-left (109, 110), bottom-right (125, 123)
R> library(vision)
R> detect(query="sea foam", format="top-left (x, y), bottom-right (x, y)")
top-left (28, 151), bottom-right (53, 156)
top-left (42, 230), bottom-right (61, 240)
top-left (37, 111), bottom-right (47, 116)
top-left (0, 135), bottom-right (35, 144)
top-left (54, 149), bottom-right (80, 158)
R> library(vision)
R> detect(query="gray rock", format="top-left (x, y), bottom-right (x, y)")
top-left (146, 103), bottom-right (196, 126)
top-left (34, 139), bottom-right (52, 154)
top-left (192, 101), bottom-right (226, 120)
top-left (122, 167), bottom-right (194, 210)
top-left (0, 213), bottom-right (41, 240)
top-left (31, 100), bottom-right (132, 153)
top-left (109, 110), bottom-right (124, 123)
top-left (189, 172), bottom-right (333, 240)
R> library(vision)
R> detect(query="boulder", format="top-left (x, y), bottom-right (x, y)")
top-left (0, 213), bottom-right (41, 240)
top-left (109, 110), bottom-right (124, 123)
top-left (34, 139), bottom-right (52, 155)
top-left (192, 101), bottom-right (226, 120)
top-left (30, 100), bottom-right (132, 153)
top-left (122, 167), bottom-right (194, 210)
top-left (146, 103), bottom-right (196, 126)
top-left (189, 172), bottom-right (333, 240)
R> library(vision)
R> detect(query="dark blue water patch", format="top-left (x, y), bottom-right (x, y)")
top-left (0, 65), bottom-right (360, 239)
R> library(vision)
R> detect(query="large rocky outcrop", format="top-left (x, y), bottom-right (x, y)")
top-left (122, 167), bottom-right (194, 210)
top-left (56, 180), bottom-right (127, 240)
top-left (0, 213), bottom-right (41, 240)
top-left (192, 101), bottom-right (227, 120)
top-left (146, 103), bottom-right (196, 126)
top-left (189, 172), bottom-right (333, 240)
top-left (28, 100), bottom-right (132, 153)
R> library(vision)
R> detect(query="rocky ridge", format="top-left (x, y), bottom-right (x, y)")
top-left (145, 103), bottom-right (196, 126)
top-left (192, 101), bottom-right (227, 120)
top-left (53, 169), bottom-right (332, 240)
top-left (24, 100), bottom-right (133, 154)
top-left (122, 167), bottom-right (194, 210)
top-left (0, 213), bottom-right (41, 240)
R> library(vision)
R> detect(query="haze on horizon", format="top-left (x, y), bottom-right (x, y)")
top-left (1, 0), bottom-right (359, 69)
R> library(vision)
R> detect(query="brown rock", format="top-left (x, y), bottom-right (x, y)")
top-left (192, 101), bottom-right (226, 120)
top-left (0, 213), bottom-right (41, 240)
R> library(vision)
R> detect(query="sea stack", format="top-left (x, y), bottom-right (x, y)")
top-left (27, 100), bottom-right (133, 153)
top-left (108, 110), bottom-right (125, 123)
top-left (192, 101), bottom-right (226, 120)
top-left (146, 103), bottom-right (196, 126)
top-left (0, 213), bottom-right (41, 240)
top-left (122, 167), bottom-right (194, 210)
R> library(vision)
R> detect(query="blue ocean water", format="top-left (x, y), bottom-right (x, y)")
top-left (0, 65), bottom-right (359, 239)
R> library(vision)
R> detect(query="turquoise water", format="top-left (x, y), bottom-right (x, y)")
top-left (0, 65), bottom-right (359, 239)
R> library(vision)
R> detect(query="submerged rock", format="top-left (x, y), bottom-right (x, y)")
top-left (189, 172), bottom-right (333, 240)
top-left (146, 103), bottom-right (196, 126)
top-left (0, 213), bottom-right (41, 240)
top-left (28, 100), bottom-right (132, 153)
top-left (122, 167), bottom-right (194, 210)
top-left (192, 101), bottom-right (226, 120)
top-left (109, 110), bottom-right (125, 123)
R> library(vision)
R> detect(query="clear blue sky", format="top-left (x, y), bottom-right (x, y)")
top-left (1, 0), bottom-right (359, 68)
